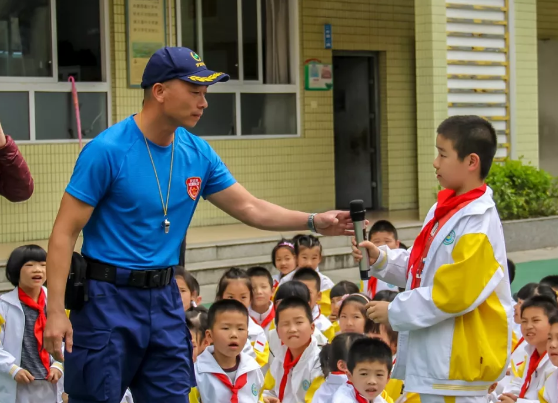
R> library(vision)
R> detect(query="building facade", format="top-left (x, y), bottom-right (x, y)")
top-left (0, 0), bottom-right (555, 251)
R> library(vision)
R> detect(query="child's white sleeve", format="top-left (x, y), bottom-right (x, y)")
top-left (387, 214), bottom-right (505, 332)
top-left (0, 310), bottom-right (20, 378)
top-left (368, 246), bottom-right (411, 288)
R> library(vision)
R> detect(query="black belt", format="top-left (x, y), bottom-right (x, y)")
top-left (85, 259), bottom-right (173, 289)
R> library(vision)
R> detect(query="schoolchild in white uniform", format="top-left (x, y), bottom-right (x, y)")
top-left (271, 240), bottom-right (297, 292)
top-left (365, 221), bottom-right (402, 298)
top-left (293, 268), bottom-right (336, 342)
top-left (332, 338), bottom-right (392, 403)
top-left (215, 267), bottom-right (270, 367)
top-left (263, 296), bottom-right (324, 403)
top-left (268, 281), bottom-right (328, 368)
top-left (247, 266), bottom-right (276, 340)
top-left (312, 332), bottom-right (367, 403)
top-left (279, 235), bottom-right (335, 318)
top-left (195, 299), bottom-right (264, 403)
top-left (540, 314), bottom-right (558, 403)
top-left (0, 245), bottom-right (64, 403)
top-left (499, 296), bottom-right (558, 403)
top-left (353, 116), bottom-right (515, 403)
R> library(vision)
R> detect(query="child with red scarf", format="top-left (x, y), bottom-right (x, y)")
top-left (498, 296), bottom-right (558, 403)
top-left (352, 116), bottom-right (514, 403)
top-left (0, 245), bottom-right (63, 403)
top-left (262, 296), bottom-right (324, 403)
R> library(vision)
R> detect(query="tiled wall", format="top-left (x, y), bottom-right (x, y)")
top-left (513, 0), bottom-right (539, 165)
top-left (537, 0), bottom-right (558, 40)
top-left (0, 0), bottom-right (418, 245)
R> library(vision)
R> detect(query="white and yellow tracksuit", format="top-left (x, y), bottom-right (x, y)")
top-left (263, 336), bottom-right (324, 403)
top-left (242, 317), bottom-right (270, 368)
top-left (312, 305), bottom-right (336, 343)
top-left (539, 369), bottom-right (558, 403)
top-left (368, 187), bottom-right (514, 400)
top-left (332, 382), bottom-right (388, 403)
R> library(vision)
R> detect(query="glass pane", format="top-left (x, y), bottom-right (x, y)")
top-left (192, 93), bottom-right (236, 136)
top-left (0, 92), bottom-right (29, 140)
top-left (261, 0), bottom-right (290, 84)
top-left (180, 0), bottom-right (197, 50)
top-left (201, 0), bottom-right (238, 80)
top-left (242, 0), bottom-right (258, 80)
top-left (241, 93), bottom-right (296, 135)
top-left (0, 0), bottom-right (52, 77)
top-left (57, 0), bottom-right (102, 82)
top-left (35, 92), bottom-right (107, 140)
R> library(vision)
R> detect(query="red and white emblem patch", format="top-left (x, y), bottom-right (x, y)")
top-left (186, 177), bottom-right (201, 200)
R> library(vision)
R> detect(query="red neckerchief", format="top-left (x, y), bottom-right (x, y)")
top-left (18, 287), bottom-right (50, 373)
top-left (367, 278), bottom-right (378, 298)
top-left (347, 381), bottom-right (370, 403)
top-left (519, 350), bottom-right (546, 398)
top-left (278, 348), bottom-right (304, 401)
top-left (331, 371), bottom-right (346, 375)
top-left (512, 337), bottom-right (525, 354)
top-left (212, 372), bottom-right (248, 403)
top-left (407, 184), bottom-right (487, 289)
top-left (251, 306), bottom-right (275, 329)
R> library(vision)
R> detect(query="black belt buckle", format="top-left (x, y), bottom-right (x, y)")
top-left (128, 268), bottom-right (171, 288)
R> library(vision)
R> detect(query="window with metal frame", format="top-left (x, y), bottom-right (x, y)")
top-left (177, 0), bottom-right (299, 138)
top-left (0, 0), bottom-right (111, 143)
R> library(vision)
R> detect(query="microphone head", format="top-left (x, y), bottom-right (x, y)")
top-left (349, 199), bottom-right (366, 221)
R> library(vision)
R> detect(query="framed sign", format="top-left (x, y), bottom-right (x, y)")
top-left (304, 60), bottom-right (333, 91)
top-left (126, 0), bottom-right (167, 88)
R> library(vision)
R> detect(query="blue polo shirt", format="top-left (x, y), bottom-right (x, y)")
top-left (66, 116), bottom-right (236, 269)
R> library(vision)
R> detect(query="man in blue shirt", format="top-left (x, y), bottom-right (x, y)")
top-left (43, 47), bottom-right (353, 403)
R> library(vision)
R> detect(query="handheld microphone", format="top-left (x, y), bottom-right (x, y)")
top-left (350, 200), bottom-right (370, 280)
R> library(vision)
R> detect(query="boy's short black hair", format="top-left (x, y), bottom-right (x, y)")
top-left (186, 306), bottom-right (209, 339)
top-left (174, 266), bottom-right (199, 294)
top-left (330, 332), bottom-right (367, 373)
top-left (293, 235), bottom-right (322, 255)
top-left (550, 313), bottom-right (558, 326)
top-left (331, 280), bottom-right (360, 299)
top-left (507, 259), bottom-right (516, 284)
top-left (373, 290), bottom-right (398, 302)
top-left (6, 245), bottom-right (47, 287)
top-left (369, 220), bottom-right (398, 241)
top-left (292, 267), bottom-right (321, 292)
top-left (541, 275), bottom-right (558, 290)
top-left (274, 280), bottom-right (311, 304)
top-left (275, 296), bottom-right (313, 325)
top-left (517, 283), bottom-right (557, 302)
top-left (208, 299), bottom-right (248, 329)
top-left (319, 343), bottom-right (333, 378)
top-left (437, 115), bottom-right (497, 179)
top-left (247, 266), bottom-right (273, 288)
top-left (347, 338), bottom-right (393, 373)
top-left (521, 295), bottom-right (558, 318)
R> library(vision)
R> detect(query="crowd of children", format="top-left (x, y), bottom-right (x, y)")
top-left (4, 231), bottom-right (557, 403)
top-left (2, 115), bottom-right (558, 403)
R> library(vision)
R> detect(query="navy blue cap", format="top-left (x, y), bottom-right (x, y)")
top-left (141, 47), bottom-right (229, 88)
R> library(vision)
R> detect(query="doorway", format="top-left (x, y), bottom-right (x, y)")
top-left (333, 53), bottom-right (381, 210)
top-left (538, 39), bottom-right (558, 177)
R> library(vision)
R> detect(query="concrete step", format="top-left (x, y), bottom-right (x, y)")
top-left (0, 282), bottom-right (13, 294)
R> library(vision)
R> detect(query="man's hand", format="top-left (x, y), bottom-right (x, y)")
top-left (0, 121), bottom-right (6, 148)
top-left (314, 211), bottom-right (356, 236)
top-left (351, 238), bottom-right (381, 265)
top-left (365, 301), bottom-right (390, 324)
top-left (14, 369), bottom-right (34, 384)
top-left (498, 393), bottom-right (518, 403)
top-left (47, 367), bottom-right (63, 384)
top-left (44, 311), bottom-right (73, 362)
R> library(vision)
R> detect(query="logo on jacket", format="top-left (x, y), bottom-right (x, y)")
top-left (443, 230), bottom-right (456, 245)
top-left (186, 177), bottom-right (201, 200)
top-left (302, 379), bottom-right (310, 391)
top-left (251, 383), bottom-right (258, 396)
